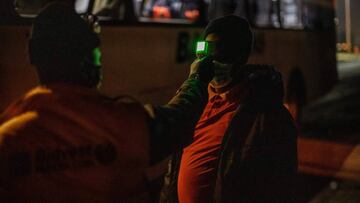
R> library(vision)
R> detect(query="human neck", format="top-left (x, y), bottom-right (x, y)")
top-left (211, 81), bottom-right (238, 94)
top-left (211, 66), bottom-right (245, 94)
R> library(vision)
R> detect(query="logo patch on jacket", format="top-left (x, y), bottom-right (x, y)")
top-left (7, 143), bottom-right (118, 177)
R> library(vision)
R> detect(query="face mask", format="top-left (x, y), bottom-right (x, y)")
top-left (210, 60), bottom-right (233, 89)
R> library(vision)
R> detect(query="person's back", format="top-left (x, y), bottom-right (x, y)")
top-left (0, 84), bottom-right (151, 202)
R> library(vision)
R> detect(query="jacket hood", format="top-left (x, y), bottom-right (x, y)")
top-left (238, 64), bottom-right (284, 106)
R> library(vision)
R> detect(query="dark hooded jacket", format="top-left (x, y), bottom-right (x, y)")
top-left (160, 65), bottom-right (298, 203)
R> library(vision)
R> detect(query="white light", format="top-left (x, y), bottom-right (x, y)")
top-left (75, 0), bottom-right (90, 14)
top-left (197, 42), bottom-right (206, 51)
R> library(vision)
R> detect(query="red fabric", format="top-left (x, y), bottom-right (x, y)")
top-left (0, 84), bottom-right (151, 203)
top-left (178, 84), bottom-right (246, 203)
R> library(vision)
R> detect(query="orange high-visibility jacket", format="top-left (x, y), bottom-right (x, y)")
top-left (0, 84), bottom-right (151, 203)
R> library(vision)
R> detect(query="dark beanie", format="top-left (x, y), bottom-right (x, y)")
top-left (29, 3), bottom-right (100, 64)
top-left (203, 15), bottom-right (253, 64)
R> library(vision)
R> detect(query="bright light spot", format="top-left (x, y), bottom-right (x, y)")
top-left (75, 0), bottom-right (90, 14)
top-left (197, 42), bottom-right (206, 52)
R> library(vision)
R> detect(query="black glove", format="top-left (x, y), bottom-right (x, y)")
top-left (188, 56), bottom-right (215, 84)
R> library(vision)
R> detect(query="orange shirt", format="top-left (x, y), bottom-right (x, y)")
top-left (0, 84), bottom-right (151, 203)
top-left (178, 84), bottom-right (247, 203)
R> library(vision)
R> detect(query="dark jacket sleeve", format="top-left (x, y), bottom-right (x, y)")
top-left (146, 78), bottom-right (208, 163)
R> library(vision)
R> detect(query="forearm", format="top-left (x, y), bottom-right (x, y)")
top-left (147, 78), bottom-right (208, 163)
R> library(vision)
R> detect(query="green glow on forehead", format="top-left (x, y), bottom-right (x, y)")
top-left (93, 47), bottom-right (101, 66)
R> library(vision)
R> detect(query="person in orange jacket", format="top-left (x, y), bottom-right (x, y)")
top-left (0, 3), bottom-right (214, 202)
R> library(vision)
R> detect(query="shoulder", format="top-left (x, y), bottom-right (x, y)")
top-left (0, 111), bottom-right (38, 136)
top-left (238, 64), bottom-right (284, 105)
top-left (0, 86), bottom-right (51, 123)
top-left (112, 95), bottom-right (150, 120)
top-left (241, 64), bottom-right (282, 88)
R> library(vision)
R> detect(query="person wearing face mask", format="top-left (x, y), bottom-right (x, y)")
top-left (160, 15), bottom-right (298, 203)
top-left (0, 3), bottom-right (215, 202)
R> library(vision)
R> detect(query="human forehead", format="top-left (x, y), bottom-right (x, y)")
top-left (205, 33), bottom-right (220, 42)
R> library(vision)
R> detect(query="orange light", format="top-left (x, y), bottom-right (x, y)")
top-left (152, 6), bottom-right (171, 19)
top-left (184, 9), bottom-right (199, 21)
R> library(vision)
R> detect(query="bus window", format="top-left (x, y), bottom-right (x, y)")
top-left (208, 0), bottom-right (248, 21)
top-left (303, 0), bottom-right (335, 31)
top-left (75, 0), bottom-right (91, 14)
top-left (15, 0), bottom-right (54, 17)
top-left (281, 0), bottom-right (303, 29)
top-left (88, 0), bottom-right (209, 24)
top-left (92, 0), bottom-right (126, 20)
top-left (208, 0), bottom-right (233, 20)
top-left (15, 0), bottom-right (92, 17)
top-left (13, 0), bottom-right (208, 24)
top-left (208, 0), bottom-right (281, 28)
top-left (253, 0), bottom-right (281, 28)
top-left (14, 0), bottom-right (74, 17)
top-left (138, 0), bottom-right (208, 24)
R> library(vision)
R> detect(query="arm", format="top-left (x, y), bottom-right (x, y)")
top-left (147, 57), bottom-right (214, 163)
